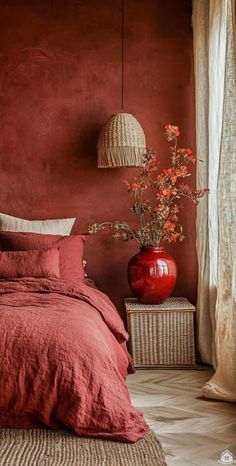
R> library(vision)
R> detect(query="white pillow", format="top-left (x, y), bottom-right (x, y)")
top-left (0, 213), bottom-right (75, 236)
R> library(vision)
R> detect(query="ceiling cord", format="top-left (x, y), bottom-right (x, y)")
top-left (121, 0), bottom-right (124, 111)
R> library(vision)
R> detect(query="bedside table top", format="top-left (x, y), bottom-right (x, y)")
top-left (124, 297), bottom-right (195, 312)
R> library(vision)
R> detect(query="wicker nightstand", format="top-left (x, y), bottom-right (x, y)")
top-left (125, 297), bottom-right (196, 369)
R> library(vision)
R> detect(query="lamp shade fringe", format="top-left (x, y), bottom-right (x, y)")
top-left (97, 113), bottom-right (146, 167)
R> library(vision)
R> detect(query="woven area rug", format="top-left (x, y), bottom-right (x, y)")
top-left (0, 429), bottom-right (167, 466)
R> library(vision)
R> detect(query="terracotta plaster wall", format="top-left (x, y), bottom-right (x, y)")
top-left (0, 0), bottom-right (196, 316)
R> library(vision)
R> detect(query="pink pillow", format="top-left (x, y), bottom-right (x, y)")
top-left (0, 249), bottom-right (60, 279)
top-left (0, 232), bottom-right (86, 284)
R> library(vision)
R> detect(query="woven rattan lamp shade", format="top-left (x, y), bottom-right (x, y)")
top-left (97, 113), bottom-right (146, 168)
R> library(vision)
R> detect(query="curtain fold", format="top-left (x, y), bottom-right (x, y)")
top-left (193, 0), bottom-right (236, 401)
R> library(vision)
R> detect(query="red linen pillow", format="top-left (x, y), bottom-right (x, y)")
top-left (0, 249), bottom-right (60, 279)
top-left (0, 231), bottom-right (86, 284)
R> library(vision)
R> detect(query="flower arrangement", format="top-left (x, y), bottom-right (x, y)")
top-left (88, 125), bottom-right (209, 247)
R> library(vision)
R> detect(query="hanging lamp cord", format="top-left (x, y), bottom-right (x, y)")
top-left (121, 0), bottom-right (124, 111)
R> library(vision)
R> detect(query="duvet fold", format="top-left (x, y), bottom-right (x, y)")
top-left (0, 278), bottom-right (148, 442)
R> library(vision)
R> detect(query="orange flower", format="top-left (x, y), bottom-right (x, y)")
top-left (171, 187), bottom-right (178, 196)
top-left (162, 188), bottom-right (171, 195)
top-left (165, 124), bottom-right (180, 141)
top-left (179, 165), bottom-right (188, 176)
top-left (161, 188), bottom-right (172, 200)
top-left (185, 148), bottom-right (196, 164)
top-left (171, 233), bottom-right (180, 241)
top-left (178, 147), bottom-right (196, 164)
top-left (163, 221), bottom-right (176, 232)
top-left (162, 211), bottom-right (169, 219)
top-left (171, 174), bottom-right (178, 183)
top-left (128, 182), bottom-right (146, 192)
top-left (181, 184), bottom-right (190, 191)
top-left (163, 168), bottom-right (172, 176)
top-left (154, 204), bottom-right (165, 212)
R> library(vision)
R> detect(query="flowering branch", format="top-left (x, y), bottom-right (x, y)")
top-left (88, 125), bottom-right (209, 247)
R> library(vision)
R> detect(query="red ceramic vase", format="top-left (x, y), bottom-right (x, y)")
top-left (127, 246), bottom-right (177, 304)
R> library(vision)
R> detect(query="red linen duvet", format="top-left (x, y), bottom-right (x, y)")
top-left (0, 278), bottom-right (148, 442)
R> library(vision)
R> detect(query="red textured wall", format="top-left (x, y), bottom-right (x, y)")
top-left (0, 0), bottom-right (196, 316)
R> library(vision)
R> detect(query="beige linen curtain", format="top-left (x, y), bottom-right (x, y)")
top-left (193, 0), bottom-right (236, 402)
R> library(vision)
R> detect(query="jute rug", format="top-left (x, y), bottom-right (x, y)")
top-left (0, 429), bottom-right (167, 466)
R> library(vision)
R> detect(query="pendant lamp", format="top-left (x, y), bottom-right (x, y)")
top-left (97, 0), bottom-right (146, 168)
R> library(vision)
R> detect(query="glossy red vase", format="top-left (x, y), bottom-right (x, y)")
top-left (127, 246), bottom-right (177, 304)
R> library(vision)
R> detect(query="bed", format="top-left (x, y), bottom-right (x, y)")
top-left (0, 224), bottom-right (148, 443)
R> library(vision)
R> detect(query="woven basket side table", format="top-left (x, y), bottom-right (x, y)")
top-left (125, 297), bottom-right (196, 369)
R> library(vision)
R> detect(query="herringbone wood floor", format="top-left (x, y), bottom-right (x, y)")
top-left (127, 369), bottom-right (236, 466)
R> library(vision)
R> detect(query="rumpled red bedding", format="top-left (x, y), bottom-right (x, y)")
top-left (0, 278), bottom-right (148, 442)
